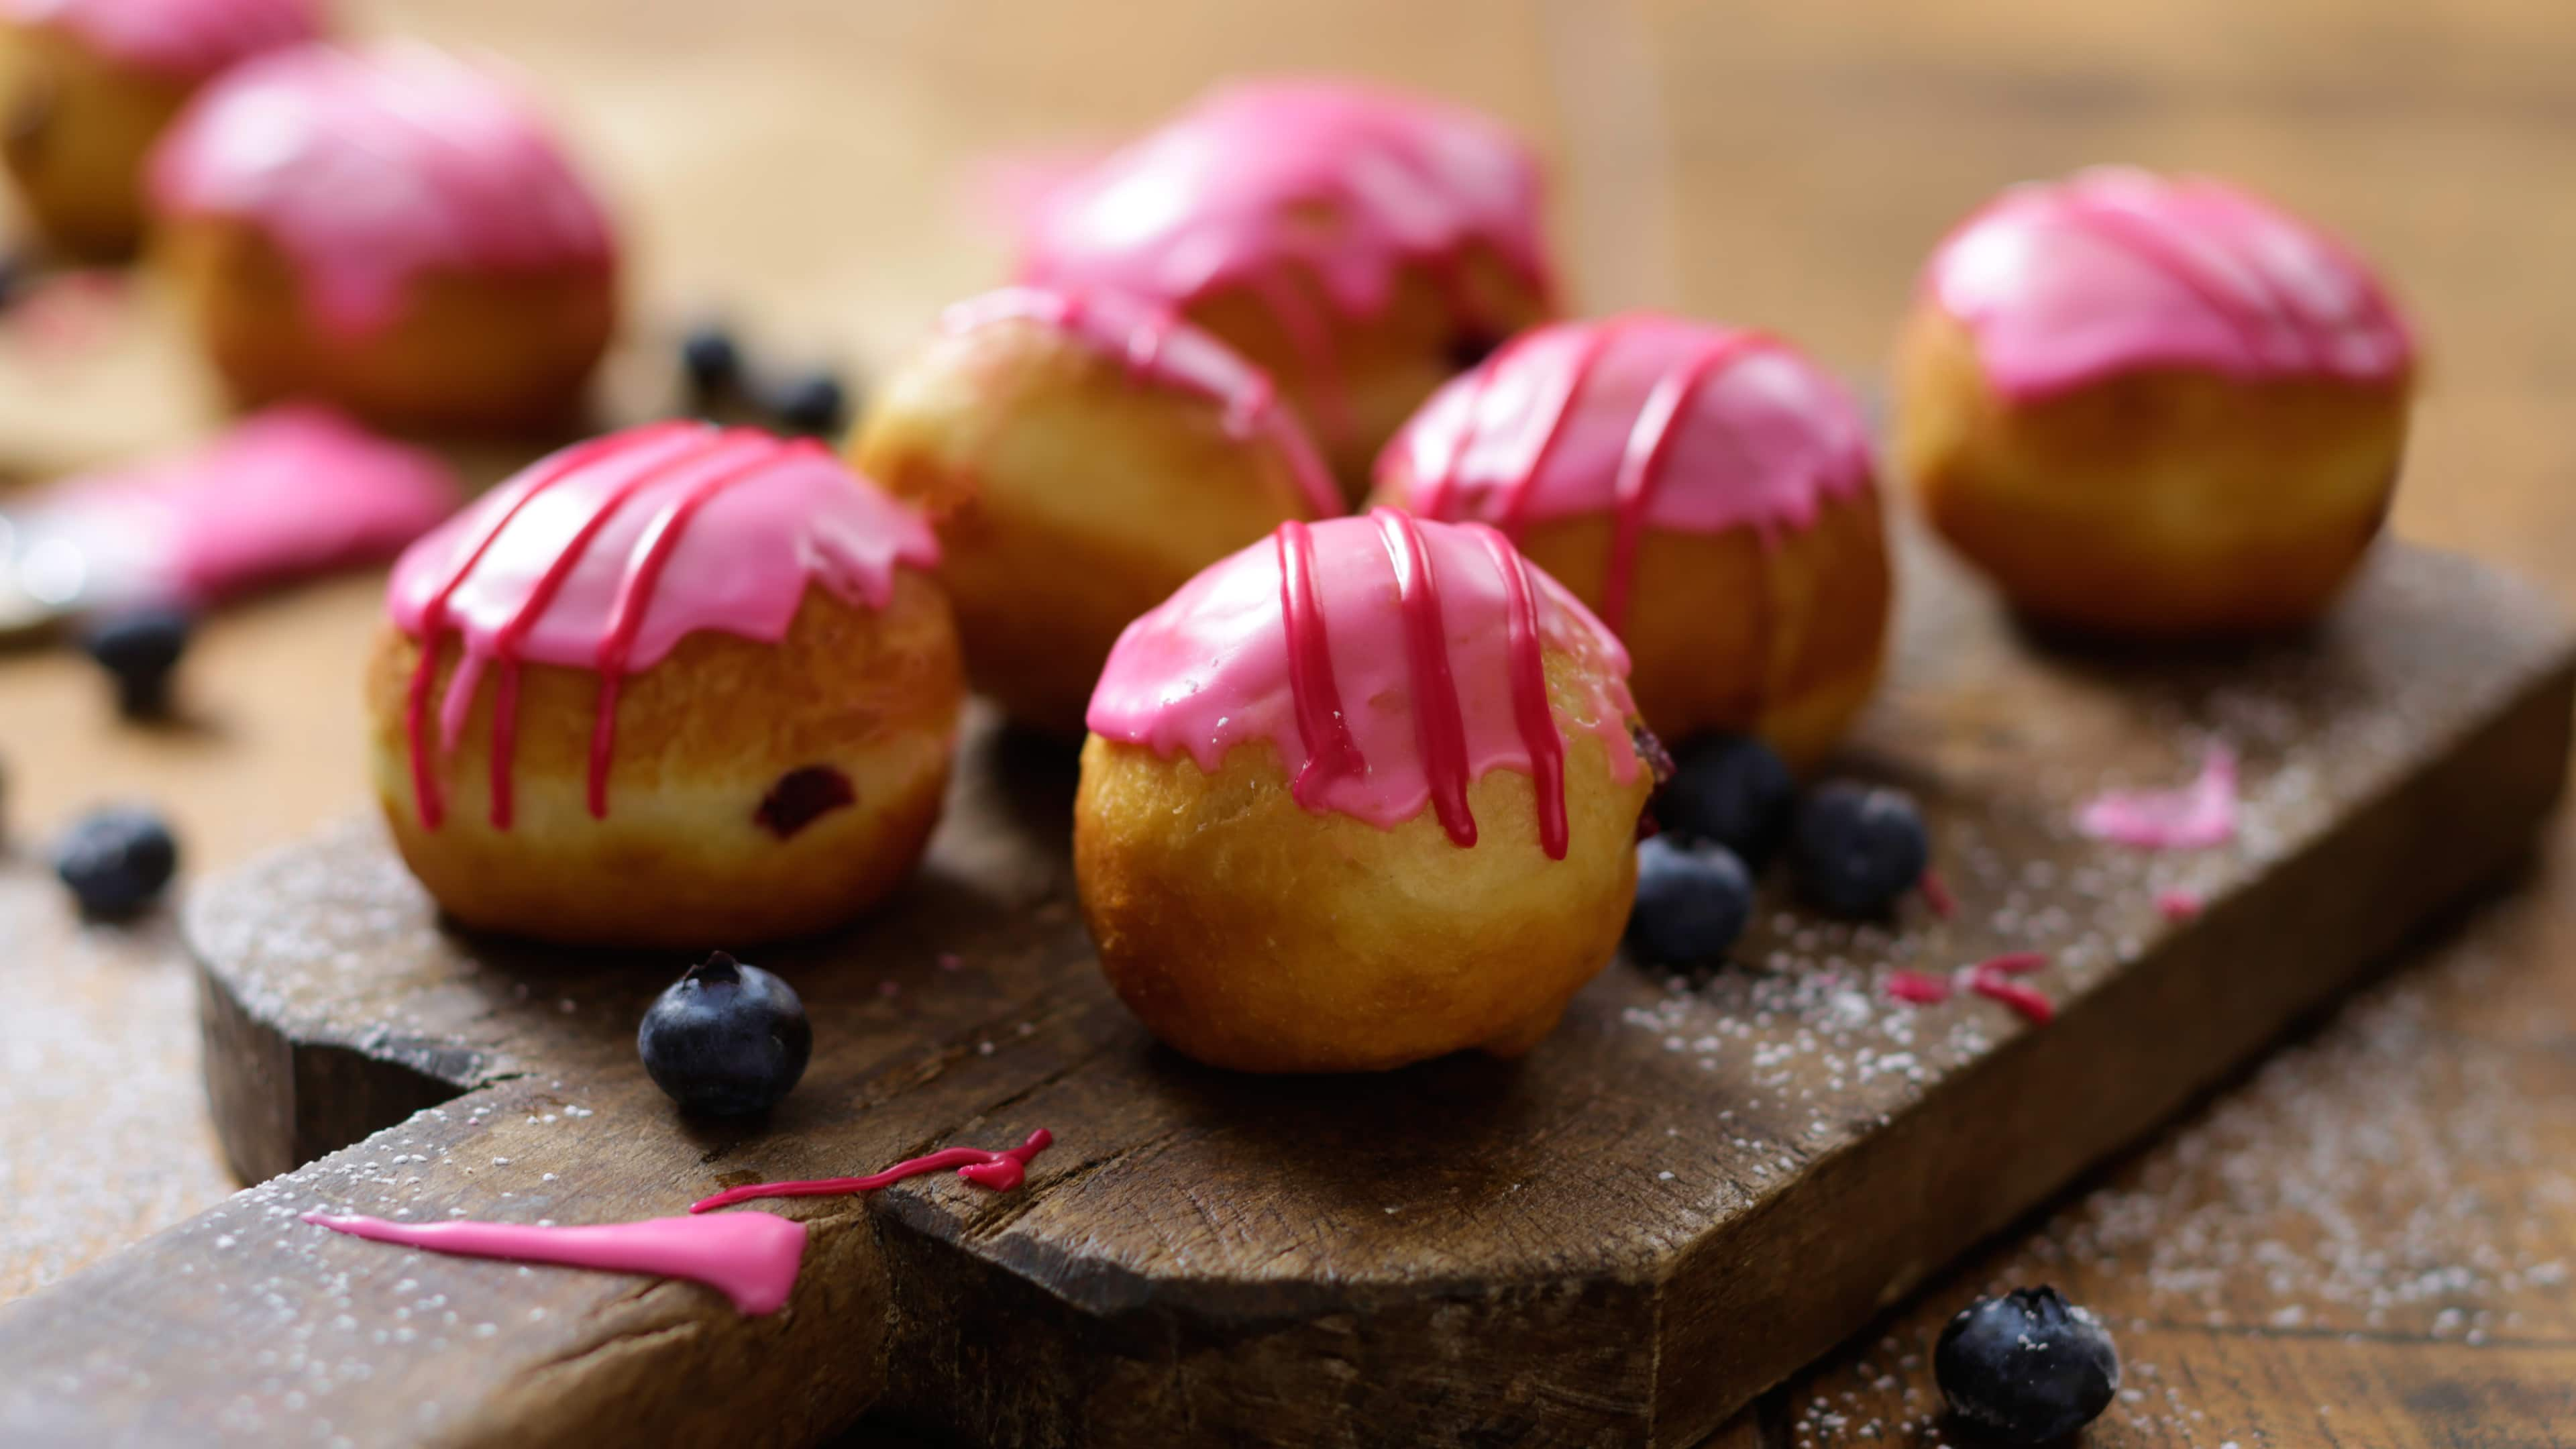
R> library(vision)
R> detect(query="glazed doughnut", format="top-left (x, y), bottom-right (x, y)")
top-left (853, 284), bottom-right (1341, 735)
top-left (1896, 166), bottom-right (2414, 637)
top-left (1018, 79), bottom-right (1555, 496)
top-left (149, 40), bottom-right (617, 433)
top-left (366, 423), bottom-right (963, 949)
top-left (1373, 313), bottom-right (1888, 768)
top-left (0, 0), bottom-right (318, 257)
top-left (1077, 510), bottom-right (1656, 1073)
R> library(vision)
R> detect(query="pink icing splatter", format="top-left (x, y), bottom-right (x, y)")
top-left (1, 0), bottom-right (321, 81)
top-left (1885, 971), bottom-right (1951, 1005)
top-left (1382, 313), bottom-right (1875, 630)
top-left (1967, 971), bottom-right (2054, 1025)
top-left (1086, 512), bottom-right (1638, 844)
top-left (938, 286), bottom-right (1340, 518)
top-left (1925, 166), bottom-right (2412, 400)
top-left (2157, 888), bottom-right (2205, 921)
top-left (2078, 745), bottom-right (2239, 851)
top-left (386, 423), bottom-right (938, 829)
top-left (147, 40), bottom-right (614, 337)
top-left (301, 1210), bottom-right (806, 1316)
top-left (1018, 78), bottom-right (1552, 443)
top-left (690, 1128), bottom-right (1055, 1212)
top-left (19, 405), bottom-right (460, 606)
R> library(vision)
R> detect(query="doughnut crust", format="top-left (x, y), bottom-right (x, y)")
top-left (0, 20), bottom-right (185, 257)
top-left (160, 214), bottom-right (614, 434)
top-left (367, 576), bottom-right (963, 949)
top-left (1897, 305), bottom-right (2408, 637)
top-left (1076, 647), bottom-right (1652, 1075)
top-left (1182, 244), bottom-right (1550, 494)
top-left (854, 311), bottom-right (1331, 735)
top-left (1495, 492), bottom-right (1890, 769)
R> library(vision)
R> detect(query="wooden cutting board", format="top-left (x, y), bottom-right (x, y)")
top-left (0, 529), bottom-right (2567, 1449)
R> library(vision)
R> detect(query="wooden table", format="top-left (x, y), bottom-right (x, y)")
top-left (4, 0), bottom-right (2573, 1442)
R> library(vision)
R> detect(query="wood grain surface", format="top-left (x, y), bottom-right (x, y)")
top-left (1, 530), bottom-right (2569, 1448)
top-left (3, 0), bottom-right (2575, 1444)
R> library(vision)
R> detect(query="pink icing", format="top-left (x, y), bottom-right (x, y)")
top-left (1381, 313), bottom-right (1874, 630)
top-left (1087, 511), bottom-right (1638, 848)
top-left (937, 285), bottom-right (1341, 518)
top-left (2078, 745), bottom-right (2239, 850)
top-left (22, 405), bottom-right (459, 606)
top-left (1, 0), bottom-right (320, 81)
top-left (301, 1210), bottom-right (806, 1316)
top-left (386, 422), bottom-right (939, 830)
top-left (2157, 888), bottom-right (2205, 921)
top-left (1925, 166), bottom-right (2413, 400)
top-left (147, 40), bottom-right (614, 336)
top-left (1018, 78), bottom-right (1553, 444)
top-left (690, 1128), bottom-right (1055, 1212)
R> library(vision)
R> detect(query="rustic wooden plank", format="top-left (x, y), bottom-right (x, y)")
top-left (0, 529), bottom-right (2565, 1448)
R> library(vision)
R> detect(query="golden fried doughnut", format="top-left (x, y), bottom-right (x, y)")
top-left (1077, 511), bottom-right (1657, 1073)
top-left (1375, 313), bottom-right (1890, 768)
top-left (1896, 166), bottom-right (2414, 637)
top-left (853, 286), bottom-right (1339, 735)
top-left (366, 423), bottom-right (962, 949)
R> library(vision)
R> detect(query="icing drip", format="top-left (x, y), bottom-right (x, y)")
top-left (1884, 971), bottom-right (1951, 1006)
top-left (1925, 166), bottom-right (2413, 399)
top-left (689, 1129), bottom-right (1055, 1212)
top-left (3, 0), bottom-right (321, 81)
top-left (938, 285), bottom-right (1340, 517)
top-left (2157, 888), bottom-right (2206, 921)
top-left (2077, 745), bottom-right (2239, 851)
top-left (1387, 313), bottom-right (1873, 632)
top-left (17, 405), bottom-right (459, 608)
top-left (1018, 79), bottom-right (1554, 447)
top-left (387, 423), bottom-right (938, 831)
top-left (1089, 513), bottom-right (1636, 849)
top-left (148, 41), bottom-right (615, 336)
top-left (301, 1209), bottom-right (807, 1316)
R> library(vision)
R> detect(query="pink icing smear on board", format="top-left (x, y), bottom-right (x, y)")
top-left (938, 286), bottom-right (1341, 518)
top-left (691, 1128), bottom-right (1056, 1212)
top-left (2, 0), bottom-right (321, 80)
top-left (21, 405), bottom-right (460, 606)
top-left (1382, 313), bottom-right (1875, 629)
top-left (386, 423), bottom-right (938, 829)
top-left (1925, 166), bottom-right (2412, 400)
top-left (148, 40), bottom-right (614, 336)
top-left (2078, 745), bottom-right (2239, 850)
top-left (301, 1210), bottom-right (806, 1316)
top-left (1018, 78), bottom-right (1552, 441)
top-left (1087, 511), bottom-right (1638, 853)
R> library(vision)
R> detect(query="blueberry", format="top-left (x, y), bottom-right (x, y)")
top-left (1935, 1286), bottom-right (2121, 1445)
top-left (1658, 733), bottom-right (1797, 869)
top-left (680, 324), bottom-right (742, 396)
top-left (769, 370), bottom-right (848, 436)
top-left (1792, 782), bottom-right (1928, 916)
top-left (52, 806), bottom-right (179, 918)
top-left (637, 951), bottom-right (812, 1116)
top-left (82, 604), bottom-right (192, 718)
top-left (1627, 836), bottom-right (1753, 964)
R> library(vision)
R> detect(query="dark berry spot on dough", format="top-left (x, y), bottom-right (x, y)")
top-left (754, 765), bottom-right (856, 840)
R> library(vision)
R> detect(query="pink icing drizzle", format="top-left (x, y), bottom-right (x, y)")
top-left (1925, 166), bottom-right (2412, 400)
top-left (1385, 314), bottom-right (1874, 631)
top-left (1, 0), bottom-right (320, 81)
top-left (385, 423), bottom-right (938, 830)
top-left (2157, 888), bottom-right (2206, 921)
top-left (2078, 745), bottom-right (2239, 851)
top-left (690, 1129), bottom-right (1055, 1212)
top-left (1087, 512), bottom-right (1636, 849)
top-left (937, 285), bottom-right (1340, 518)
top-left (147, 40), bottom-right (614, 336)
top-left (1018, 79), bottom-right (1553, 445)
top-left (301, 1210), bottom-right (806, 1316)
top-left (21, 405), bottom-right (458, 606)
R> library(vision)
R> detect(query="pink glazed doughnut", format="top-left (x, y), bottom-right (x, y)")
top-left (149, 40), bottom-right (618, 433)
top-left (1019, 78), bottom-right (1557, 495)
top-left (366, 423), bottom-right (963, 949)
top-left (1896, 166), bottom-right (2416, 637)
top-left (1075, 509), bottom-right (1658, 1073)
top-left (1373, 313), bottom-right (1891, 765)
